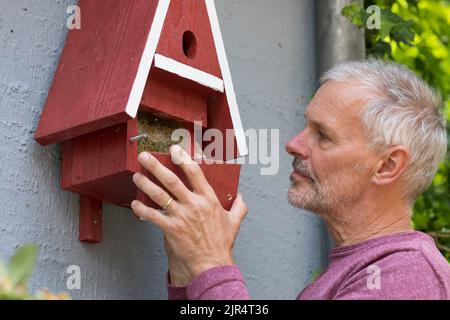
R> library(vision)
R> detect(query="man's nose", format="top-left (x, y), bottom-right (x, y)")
top-left (285, 130), bottom-right (310, 158)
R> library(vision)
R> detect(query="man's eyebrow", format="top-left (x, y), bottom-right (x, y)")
top-left (303, 113), bottom-right (337, 137)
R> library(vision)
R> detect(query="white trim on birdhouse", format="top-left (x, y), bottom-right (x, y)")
top-left (205, 0), bottom-right (248, 157)
top-left (125, 0), bottom-right (171, 119)
top-left (153, 54), bottom-right (224, 93)
top-left (125, 0), bottom-right (248, 158)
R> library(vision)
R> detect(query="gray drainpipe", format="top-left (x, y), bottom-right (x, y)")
top-left (315, 0), bottom-right (366, 252)
top-left (316, 0), bottom-right (366, 76)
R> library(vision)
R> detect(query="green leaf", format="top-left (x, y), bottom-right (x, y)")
top-left (342, 3), bottom-right (416, 44)
top-left (341, 2), bottom-right (365, 27)
top-left (379, 9), bottom-right (414, 40)
top-left (390, 20), bottom-right (415, 44)
top-left (7, 244), bottom-right (39, 288)
top-left (371, 40), bottom-right (393, 58)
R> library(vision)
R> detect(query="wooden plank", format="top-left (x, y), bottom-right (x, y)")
top-left (137, 153), bottom-right (240, 211)
top-left (140, 67), bottom-right (208, 127)
top-left (35, 0), bottom-right (161, 145)
top-left (206, 93), bottom-right (239, 160)
top-left (127, 118), bottom-right (140, 173)
top-left (67, 122), bottom-right (131, 186)
top-left (154, 54), bottom-right (224, 93)
top-left (79, 196), bottom-right (103, 243)
top-left (66, 171), bottom-right (137, 209)
top-left (60, 140), bottom-right (73, 189)
top-left (156, 0), bottom-right (222, 78)
top-left (59, 118), bottom-right (139, 207)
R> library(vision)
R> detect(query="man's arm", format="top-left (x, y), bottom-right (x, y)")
top-left (168, 265), bottom-right (250, 300)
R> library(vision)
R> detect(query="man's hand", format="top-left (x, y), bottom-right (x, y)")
top-left (131, 145), bottom-right (248, 285)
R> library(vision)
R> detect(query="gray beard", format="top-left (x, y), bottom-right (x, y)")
top-left (287, 163), bottom-right (371, 220)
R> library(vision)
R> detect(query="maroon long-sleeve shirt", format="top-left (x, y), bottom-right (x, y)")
top-left (167, 231), bottom-right (450, 300)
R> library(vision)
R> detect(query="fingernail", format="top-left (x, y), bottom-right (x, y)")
top-left (132, 172), bottom-right (141, 182)
top-left (170, 146), bottom-right (183, 165)
top-left (131, 200), bottom-right (138, 208)
top-left (138, 152), bottom-right (150, 162)
top-left (170, 144), bottom-right (181, 153)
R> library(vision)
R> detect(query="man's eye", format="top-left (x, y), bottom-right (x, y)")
top-left (318, 131), bottom-right (328, 141)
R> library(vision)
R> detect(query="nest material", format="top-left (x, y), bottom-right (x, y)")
top-left (137, 115), bottom-right (185, 154)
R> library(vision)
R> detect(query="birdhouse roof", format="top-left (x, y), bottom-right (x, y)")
top-left (35, 0), bottom-right (247, 158)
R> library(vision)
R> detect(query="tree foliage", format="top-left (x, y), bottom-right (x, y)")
top-left (342, 0), bottom-right (450, 260)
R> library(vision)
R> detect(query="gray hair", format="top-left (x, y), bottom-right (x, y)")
top-left (320, 60), bottom-right (447, 204)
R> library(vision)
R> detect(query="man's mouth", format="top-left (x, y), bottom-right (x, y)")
top-left (290, 169), bottom-right (314, 182)
top-left (291, 158), bottom-right (315, 183)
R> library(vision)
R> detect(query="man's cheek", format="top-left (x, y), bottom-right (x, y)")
top-left (314, 154), bottom-right (344, 177)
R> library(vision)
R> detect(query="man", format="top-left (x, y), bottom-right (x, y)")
top-left (131, 60), bottom-right (450, 299)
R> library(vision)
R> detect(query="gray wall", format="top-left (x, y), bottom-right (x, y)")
top-left (0, 0), bottom-right (329, 299)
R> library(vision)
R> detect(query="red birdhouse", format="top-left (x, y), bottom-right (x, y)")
top-left (34, 0), bottom-right (248, 243)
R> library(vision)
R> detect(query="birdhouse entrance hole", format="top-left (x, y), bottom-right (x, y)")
top-left (182, 30), bottom-right (197, 59)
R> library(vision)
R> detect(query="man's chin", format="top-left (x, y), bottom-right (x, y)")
top-left (287, 185), bottom-right (325, 213)
top-left (288, 187), bottom-right (311, 208)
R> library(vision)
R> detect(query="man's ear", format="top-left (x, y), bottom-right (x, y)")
top-left (372, 146), bottom-right (410, 186)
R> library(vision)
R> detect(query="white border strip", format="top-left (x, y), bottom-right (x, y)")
top-left (205, 0), bottom-right (248, 157)
top-left (154, 54), bottom-right (224, 92)
top-left (125, 0), bottom-right (171, 118)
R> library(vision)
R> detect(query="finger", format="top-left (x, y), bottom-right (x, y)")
top-left (170, 144), bottom-right (216, 197)
top-left (137, 152), bottom-right (191, 203)
top-left (228, 193), bottom-right (248, 225)
top-left (133, 172), bottom-right (179, 213)
top-left (131, 200), bottom-right (171, 231)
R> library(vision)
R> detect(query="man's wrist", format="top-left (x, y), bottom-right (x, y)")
top-left (190, 256), bottom-right (235, 279)
top-left (169, 271), bottom-right (192, 287)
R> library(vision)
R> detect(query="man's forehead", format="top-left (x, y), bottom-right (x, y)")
top-left (303, 81), bottom-right (374, 141)
top-left (306, 81), bottom-right (370, 121)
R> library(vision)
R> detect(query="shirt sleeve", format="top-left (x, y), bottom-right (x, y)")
top-left (166, 271), bottom-right (188, 300)
top-left (166, 265), bottom-right (250, 300)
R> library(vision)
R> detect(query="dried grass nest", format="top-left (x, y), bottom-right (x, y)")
top-left (137, 115), bottom-right (185, 154)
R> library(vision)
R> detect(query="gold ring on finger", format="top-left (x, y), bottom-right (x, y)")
top-left (162, 197), bottom-right (174, 211)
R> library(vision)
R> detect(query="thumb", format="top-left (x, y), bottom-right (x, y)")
top-left (228, 193), bottom-right (248, 225)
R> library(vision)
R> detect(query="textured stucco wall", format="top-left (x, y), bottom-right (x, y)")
top-left (0, 0), bottom-right (329, 299)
